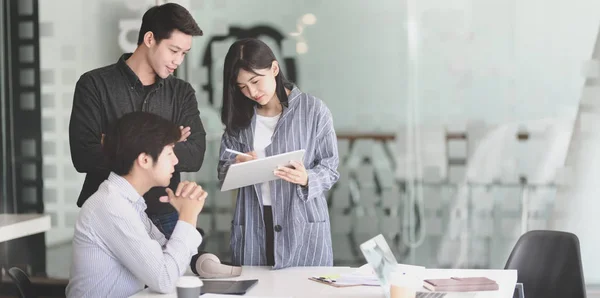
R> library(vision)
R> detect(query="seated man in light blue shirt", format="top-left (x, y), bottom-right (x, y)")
top-left (66, 111), bottom-right (207, 298)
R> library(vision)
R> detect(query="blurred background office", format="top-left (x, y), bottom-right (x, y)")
top-left (1, 0), bottom-right (600, 296)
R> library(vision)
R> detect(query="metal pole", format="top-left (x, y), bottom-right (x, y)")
top-left (519, 176), bottom-right (529, 235)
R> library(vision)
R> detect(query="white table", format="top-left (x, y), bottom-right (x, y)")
top-left (131, 266), bottom-right (517, 298)
top-left (0, 213), bottom-right (52, 242)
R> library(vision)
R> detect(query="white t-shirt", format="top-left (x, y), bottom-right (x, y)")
top-left (254, 113), bottom-right (281, 206)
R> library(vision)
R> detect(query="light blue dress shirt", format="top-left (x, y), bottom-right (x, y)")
top-left (66, 173), bottom-right (202, 298)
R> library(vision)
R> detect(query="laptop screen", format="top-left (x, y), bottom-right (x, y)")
top-left (359, 234), bottom-right (399, 295)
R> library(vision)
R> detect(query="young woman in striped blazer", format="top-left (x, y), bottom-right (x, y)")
top-left (217, 38), bottom-right (340, 269)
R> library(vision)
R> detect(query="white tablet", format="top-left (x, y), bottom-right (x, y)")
top-left (220, 149), bottom-right (306, 191)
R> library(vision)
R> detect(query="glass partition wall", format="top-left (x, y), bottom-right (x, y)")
top-left (35, 0), bottom-right (599, 283)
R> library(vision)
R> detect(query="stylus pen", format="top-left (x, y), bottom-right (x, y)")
top-left (225, 148), bottom-right (253, 158)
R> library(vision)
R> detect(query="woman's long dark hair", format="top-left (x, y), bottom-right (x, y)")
top-left (221, 38), bottom-right (293, 136)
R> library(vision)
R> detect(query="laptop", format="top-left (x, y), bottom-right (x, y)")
top-left (359, 234), bottom-right (476, 298)
top-left (200, 279), bottom-right (258, 295)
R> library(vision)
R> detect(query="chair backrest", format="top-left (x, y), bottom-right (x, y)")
top-left (505, 230), bottom-right (586, 298)
top-left (7, 267), bottom-right (35, 298)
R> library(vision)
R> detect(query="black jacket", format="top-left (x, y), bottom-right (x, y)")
top-left (68, 53), bottom-right (206, 214)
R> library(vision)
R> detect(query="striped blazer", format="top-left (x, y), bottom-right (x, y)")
top-left (217, 86), bottom-right (340, 269)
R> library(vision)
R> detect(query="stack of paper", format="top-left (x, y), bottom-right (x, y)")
top-left (336, 272), bottom-right (380, 286)
top-left (314, 263), bottom-right (426, 287)
top-left (333, 264), bottom-right (380, 286)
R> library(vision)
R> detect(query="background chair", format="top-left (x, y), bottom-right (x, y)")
top-left (7, 267), bottom-right (36, 298)
top-left (505, 230), bottom-right (586, 298)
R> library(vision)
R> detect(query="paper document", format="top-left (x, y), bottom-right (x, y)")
top-left (312, 263), bottom-right (426, 287)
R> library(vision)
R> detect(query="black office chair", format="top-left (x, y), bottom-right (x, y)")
top-left (7, 267), bottom-right (36, 298)
top-left (505, 230), bottom-right (586, 298)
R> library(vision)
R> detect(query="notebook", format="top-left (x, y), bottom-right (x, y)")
top-left (423, 277), bottom-right (499, 292)
top-left (200, 279), bottom-right (258, 295)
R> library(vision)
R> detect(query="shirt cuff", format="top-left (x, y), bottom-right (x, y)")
top-left (170, 220), bottom-right (203, 255)
top-left (296, 184), bottom-right (309, 201)
top-left (296, 170), bottom-right (317, 201)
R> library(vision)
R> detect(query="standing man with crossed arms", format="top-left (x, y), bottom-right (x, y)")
top-left (69, 3), bottom-right (206, 238)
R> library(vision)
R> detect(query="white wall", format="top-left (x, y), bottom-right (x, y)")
top-left (551, 25), bottom-right (600, 284)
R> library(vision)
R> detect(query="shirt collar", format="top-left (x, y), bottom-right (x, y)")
top-left (278, 85), bottom-right (301, 120)
top-left (107, 172), bottom-right (146, 207)
top-left (287, 85), bottom-right (301, 104)
top-left (117, 53), bottom-right (165, 89)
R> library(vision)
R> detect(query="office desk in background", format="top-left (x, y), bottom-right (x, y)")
top-left (0, 214), bottom-right (51, 243)
top-left (131, 266), bottom-right (517, 298)
top-left (0, 213), bottom-right (52, 277)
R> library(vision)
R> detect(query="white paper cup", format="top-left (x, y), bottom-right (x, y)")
top-left (176, 276), bottom-right (203, 298)
top-left (389, 271), bottom-right (420, 298)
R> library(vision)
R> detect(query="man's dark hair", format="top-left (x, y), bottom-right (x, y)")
top-left (137, 3), bottom-right (203, 45)
top-left (103, 112), bottom-right (180, 176)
